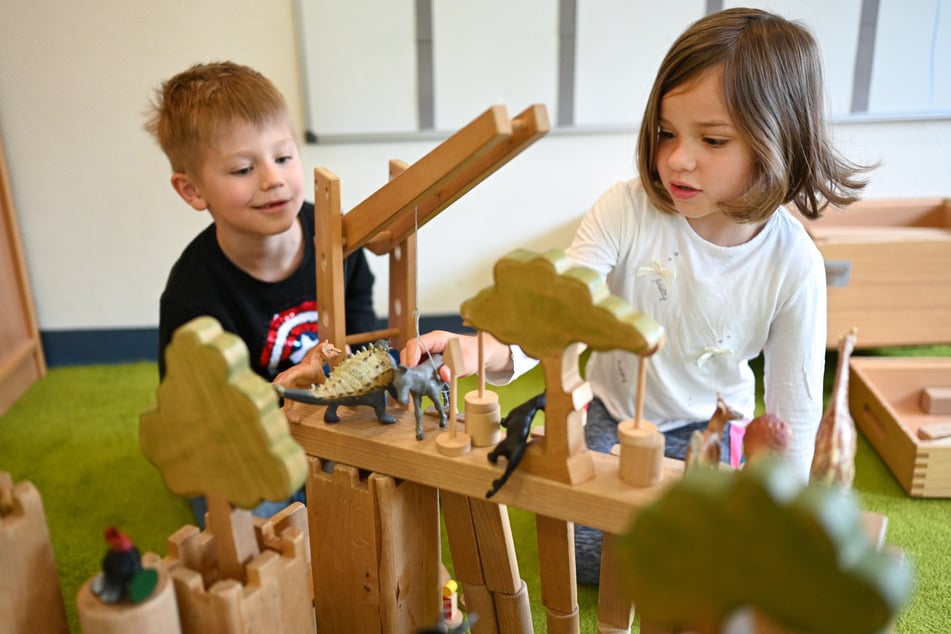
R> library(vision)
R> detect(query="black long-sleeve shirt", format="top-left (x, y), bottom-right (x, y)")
top-left (158, 202), bottom-right (376, 380)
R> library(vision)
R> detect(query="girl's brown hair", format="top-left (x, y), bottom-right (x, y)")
top-left (637, 8), bottom-right (873, 222)
top-left (144, 61), bottom-right (291, 175)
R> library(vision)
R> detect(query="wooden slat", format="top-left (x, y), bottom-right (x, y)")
top-left (340, 105), bottom-right (513, 256)
top-left (365, 104), bottom-right (551, 255)
top-left (314, 167), bottom-right (348, 356)
top-left (289, 406), bottom-right (683, 536)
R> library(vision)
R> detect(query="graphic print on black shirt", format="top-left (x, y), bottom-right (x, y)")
top-left (260, 299), bottom-right (319, 376)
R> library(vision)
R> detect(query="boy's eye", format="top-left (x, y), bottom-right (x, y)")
top-left (276, 155), bottom-right (294, 164)
top-left (231, 166), bottom-right (252, 176)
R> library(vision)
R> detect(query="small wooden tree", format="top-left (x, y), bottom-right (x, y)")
top-left (460, 248), bottom-right (665, 484)
top-left (140, 316), bottom-right (307, 582)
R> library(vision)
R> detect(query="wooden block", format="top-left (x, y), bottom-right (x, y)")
top-left (0, 475), bottom-right (69, 634)
top-left (77, 553), bottom-right (181, 634)
top-left (918, 422), bottom-right (951, 441)
top-left (598, 534), bottom-right (634, 632)
top-left (920, 386), bottom-right (951, 415)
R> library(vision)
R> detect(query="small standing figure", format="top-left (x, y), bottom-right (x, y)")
top-left (486, 392), bottom-right (546, 497)
top-left (684, 394), bottom-right (743, 471)
top-left (811, 328), bottom-right (858, 488)
top-left (90, 526), bottom-right (157, 604)
top-left (743, 412), bottom-right (791, 466)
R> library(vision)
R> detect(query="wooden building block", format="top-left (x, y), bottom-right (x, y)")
top-left (162, 507), bottom-right (314, 634)
top-left (77, 553), bottom-right (181, 634)
top-left (0, 473), bottom-right (68, 633)
top-left (306, 460), bottom-right (440, 633)
top-left (920, 386), bottom-right (951, 415)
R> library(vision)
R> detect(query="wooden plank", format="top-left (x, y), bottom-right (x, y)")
top-left (918, 422), bottom-right (951, 440)
top-left (597, 533), bottom-right (634, 633)
top-left (340, 105), bottom-right (512, 256)
top-left (384, 159), bottom-right (417, 351)
top-left (366, 104), bottom-right (551, 256)
top-left (289, 405), bottom-right (683, 535)
top-left (314, 167), bottom-right (347, 355)
top-left (535, 514), bottom-right (579, 633)
top-left (0, 129), bottom-right (45, 417)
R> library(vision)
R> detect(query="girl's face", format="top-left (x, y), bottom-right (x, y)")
top-left (183, 117), bottom-right (305, 241)
top-left (655, 65), bottom-right (759, 245)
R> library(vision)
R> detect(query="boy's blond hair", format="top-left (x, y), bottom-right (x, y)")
top-left (144, 61), bottom-right (291, 175)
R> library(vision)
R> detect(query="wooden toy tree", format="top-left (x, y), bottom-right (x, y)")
top-left (140, 316), bottom-right (308, 582)
top-left (616, 457), bottom-right (913, 633)
top-left (460, 248), bottom-right (665, 484)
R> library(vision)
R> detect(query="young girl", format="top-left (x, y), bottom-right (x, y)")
top-left (401, 8), bottom-right (872, 583)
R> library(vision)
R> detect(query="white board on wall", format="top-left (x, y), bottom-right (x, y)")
top-left (297, 0), bottom-right (950, 140)
top-left (297, 0), bottom-right (418, 138)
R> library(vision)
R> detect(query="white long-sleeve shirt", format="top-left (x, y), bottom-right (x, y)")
top-left (496, 179), bottom-right (827, 480)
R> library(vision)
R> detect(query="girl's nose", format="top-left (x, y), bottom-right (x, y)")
top-left (667, 141), bottom-right (696, 171)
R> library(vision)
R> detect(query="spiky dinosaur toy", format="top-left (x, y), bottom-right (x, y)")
top-left (275, 343), bottom-right (449, 440)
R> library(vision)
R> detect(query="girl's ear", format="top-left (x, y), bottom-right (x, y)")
top-left (170, 173), bottom-right (208, 211)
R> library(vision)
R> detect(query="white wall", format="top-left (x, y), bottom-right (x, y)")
top-left (1, 0), bottom-right (949, 332)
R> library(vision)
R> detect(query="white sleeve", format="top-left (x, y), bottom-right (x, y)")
top-left (485, 345), bottom-right (538, 386)
top-left (763, 250), bottom-right (827, 482)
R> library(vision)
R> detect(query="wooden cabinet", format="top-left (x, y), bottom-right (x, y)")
top-left (0, 130), bottom-right (45, 415)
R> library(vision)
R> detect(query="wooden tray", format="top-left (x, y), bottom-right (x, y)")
top-left (850, 357), bottom-right (951, 497)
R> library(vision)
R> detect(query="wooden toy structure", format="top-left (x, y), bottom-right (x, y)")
top-left (289, 102), bottom-right (685, 633)
top-left (58, 103), bottom-right (909, 634)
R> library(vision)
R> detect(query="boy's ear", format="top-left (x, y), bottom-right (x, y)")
top-left (170, 173), bottom-right (208, 211)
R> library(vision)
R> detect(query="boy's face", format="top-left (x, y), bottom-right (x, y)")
top-left (174, 117), bottom-right (305, 240)
top-left (654, 66), bottom-right (758, 244)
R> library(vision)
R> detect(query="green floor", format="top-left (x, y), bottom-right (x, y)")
top-left (1, 349), bottom-right (949, 632)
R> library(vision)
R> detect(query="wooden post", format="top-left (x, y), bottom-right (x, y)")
top-left (77, 553), bottom-right (181, 634)
top-left (0, 473), bottom-right (68, 633)
top-left (437, 337), bottom-right (472, 456)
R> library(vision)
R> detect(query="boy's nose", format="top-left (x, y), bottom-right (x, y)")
top-left (259, 165), bottom-right (285, 189)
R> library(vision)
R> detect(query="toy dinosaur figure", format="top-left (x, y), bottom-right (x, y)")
top-left (273, 339), bottom-right (342, 424)
top-left (486, 392), bottom-right (546, 498)
top-left (684, 393), bottom-right (743, 471)
top-left (275, 343), bottom-right (449, 440)
top-left (811, 327), bottom-right (858, 488)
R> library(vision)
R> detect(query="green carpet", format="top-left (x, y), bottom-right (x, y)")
top-left (1, 350), bottom-right (949, 632)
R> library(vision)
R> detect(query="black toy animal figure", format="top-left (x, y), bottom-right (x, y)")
top-left (486, 392), bottom-right (546, 498)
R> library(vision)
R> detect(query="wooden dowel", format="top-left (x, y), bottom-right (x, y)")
top-left (345, 327), bottom-right (401, 346)
top-left (478, 331), bottom-right (485, 398)
top-left (635, 356), bottom-right (647, 429)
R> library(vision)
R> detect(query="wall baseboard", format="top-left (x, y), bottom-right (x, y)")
top-left (40, 315), bottom-right (472, 367)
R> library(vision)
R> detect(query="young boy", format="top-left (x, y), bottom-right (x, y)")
top-left (144, 61), bottom-right (377, 522)
top-left (145, 61), bottom-right (377, 383)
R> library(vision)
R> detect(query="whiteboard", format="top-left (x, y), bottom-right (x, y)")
top-left (297, 0), bottom-right (951, 141)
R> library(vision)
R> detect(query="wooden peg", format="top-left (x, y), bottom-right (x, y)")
top-left (437, 337), bottom-right (472, 456)
top-left (618, 355), bottom-right (665, 487)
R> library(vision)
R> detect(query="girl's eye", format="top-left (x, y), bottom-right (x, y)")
top-left (658, 129), bottom-right (674, 140)
top-left (704, 137), bottom-right (728, 147)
